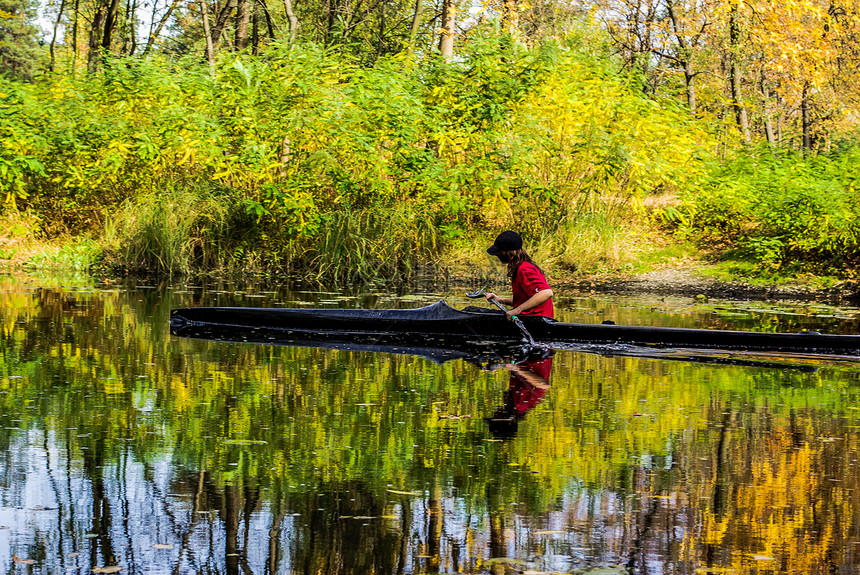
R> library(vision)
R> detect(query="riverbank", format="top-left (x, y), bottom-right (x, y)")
top-left (444, 253), bottom-right (860, 306)
top-left (555, 265), bottom-right (860, 305)
top-left (4, 231), bottom-right (859, 305)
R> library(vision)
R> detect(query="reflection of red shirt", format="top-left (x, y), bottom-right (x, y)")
top-left (509, 357), bottom-right (553, 414)
top-left (512, 262), bottom-right (553, 318)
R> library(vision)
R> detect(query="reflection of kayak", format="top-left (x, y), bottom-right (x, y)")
top-left (170, 315), bottom-right (545, 368)
top-left (170, 300), bottom-right (860, 355)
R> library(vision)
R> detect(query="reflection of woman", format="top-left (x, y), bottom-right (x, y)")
top-left (484, 231), bottom-right (554, 321)
top-left (487, 355), bottom-right (553, 439)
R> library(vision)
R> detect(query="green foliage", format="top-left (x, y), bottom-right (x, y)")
top-left (27, 238), bottom-right (102, 270)
top-left (0, 82), bottom-right (46, 207)
top-left (102, 185), bottom-right (248, 275)
top-left (671, 146), bottom-right (860, 275)
top-left (534, 212), bottom-right (639, 274)
top-left (1, 29), bottom-right (714, 280)
top-left (305, 204), bottom-right (443, 282)
top-left (0, 0), bottom-right (42, 80)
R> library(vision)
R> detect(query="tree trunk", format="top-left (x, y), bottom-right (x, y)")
top-left (665, 0), bottom-right (696, 112)
top-left (324, 0), bottom-right (335, 45)
top-left (101, 0), bottom-right (123, 52)
top-left (87, 0), bottom-right (107, 71)
top-left (728, 0), bottom-right (750, 141)
top-left (374, 0), bottom-right (385, 62)
top-left (211, 0), bottom-right (238, 47)
top-left (201, 0), bottom-right (216, 68)
top-left (777, 108), bottom-right (782, 145)
top-left (123, 0), bottom-right (137, 54)
top-left (236, 0), bottom-right (251, 50)
top-left (251, 0), bottom-right (259, 53)
top-left (142, 0), bottom-right (181, 55)
top-left (259, 0), bottom-right (275, 41)
top-left (283, 0), bottom-right (297, 44)
top-left (438, 0), bottom-right (455, 62)
top-left (145, 0), bottom-right (160, 53)
top-left (407, 0), bottom-right (422, 51)
top-left (761, 74), bottom-right (775, 146)
top-left (49, 0), bottom-right (66, 71)
top-left (72, 0), bottom-right (79, 69)
top-left (685, 68), bottom-right (696, 112)
top-left (801, 82), bottom-right (812, 149)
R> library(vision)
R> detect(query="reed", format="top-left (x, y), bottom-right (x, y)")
top-left (102, 185), bottom-right (240, 276)
top-left (533, 212), bottom-right (644, 275)
top-left (305, 204), bottom-right (444, 283)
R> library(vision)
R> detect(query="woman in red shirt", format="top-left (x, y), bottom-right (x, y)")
top-left (484, 230), bottom-right (554, 320)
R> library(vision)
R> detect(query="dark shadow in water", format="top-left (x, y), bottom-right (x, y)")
top-left (172, 320), bottom-right (825, 373)
top-left (170, 322), bottom-right (551, 369)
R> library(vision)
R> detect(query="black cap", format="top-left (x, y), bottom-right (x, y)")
top-left (486, 231), bottom-right (523, 255)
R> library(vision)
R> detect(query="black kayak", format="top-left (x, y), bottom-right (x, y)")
top-left (170, 300), bottom-right (860, 356)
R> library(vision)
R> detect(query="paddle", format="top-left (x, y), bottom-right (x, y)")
top-left (466, 288), bottom-right (539, 346)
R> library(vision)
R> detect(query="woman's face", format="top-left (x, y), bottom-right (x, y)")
top-left (496, 252), bottom-right (510, 264)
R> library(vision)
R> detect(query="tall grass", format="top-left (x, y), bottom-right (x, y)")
top-left (535, 213), bottom-right (644, 275)
top-left (305, 205), bottom-right (445, 283)
top-left (102, 186), bottom-right (244, 276)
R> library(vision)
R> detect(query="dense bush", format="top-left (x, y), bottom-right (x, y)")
top-left (670, 145), bottom-right (860, 274)
top-left (1, 29), bottom-right (711, 279)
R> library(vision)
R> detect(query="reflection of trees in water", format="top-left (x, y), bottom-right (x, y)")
top-left (6, 420), bottom-right (860, 573)
top-left (4, 283), bottom-right (860, 572)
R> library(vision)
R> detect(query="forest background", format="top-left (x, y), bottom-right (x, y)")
top-left (1, 0), bottom-right (860, 285)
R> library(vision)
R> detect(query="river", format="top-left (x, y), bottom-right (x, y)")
top-left (1, 273), bottom-right (859, 574)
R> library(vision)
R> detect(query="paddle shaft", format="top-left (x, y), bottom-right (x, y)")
top-left (487, 297), bottom-right (537, 346)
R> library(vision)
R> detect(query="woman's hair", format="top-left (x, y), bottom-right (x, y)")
top-left (501, 249), bottom-right (542, 280)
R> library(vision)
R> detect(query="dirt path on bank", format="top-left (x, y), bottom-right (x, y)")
top-left (556, 265), bottom-right (860, 305)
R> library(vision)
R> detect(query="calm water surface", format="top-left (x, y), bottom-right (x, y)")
top-left (2, 273), bottom-right (860, 574)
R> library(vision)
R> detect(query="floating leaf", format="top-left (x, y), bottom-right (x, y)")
top-left (386, 489), bottom-right (423, 496)
top-left (12, 555), bottom-right (35, 565)
top-left (152, 544), bottom-right (174, 550)
top-left (92, 566), bottom-right (122, 573)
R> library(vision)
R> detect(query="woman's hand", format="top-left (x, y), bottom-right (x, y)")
top-left (486, 293), bottom-right (515, 320)
top-left (485, 293), bottom-right (512, 305)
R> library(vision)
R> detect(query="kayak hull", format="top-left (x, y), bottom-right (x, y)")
top-left (170, 300), bottom-right (860, 355)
